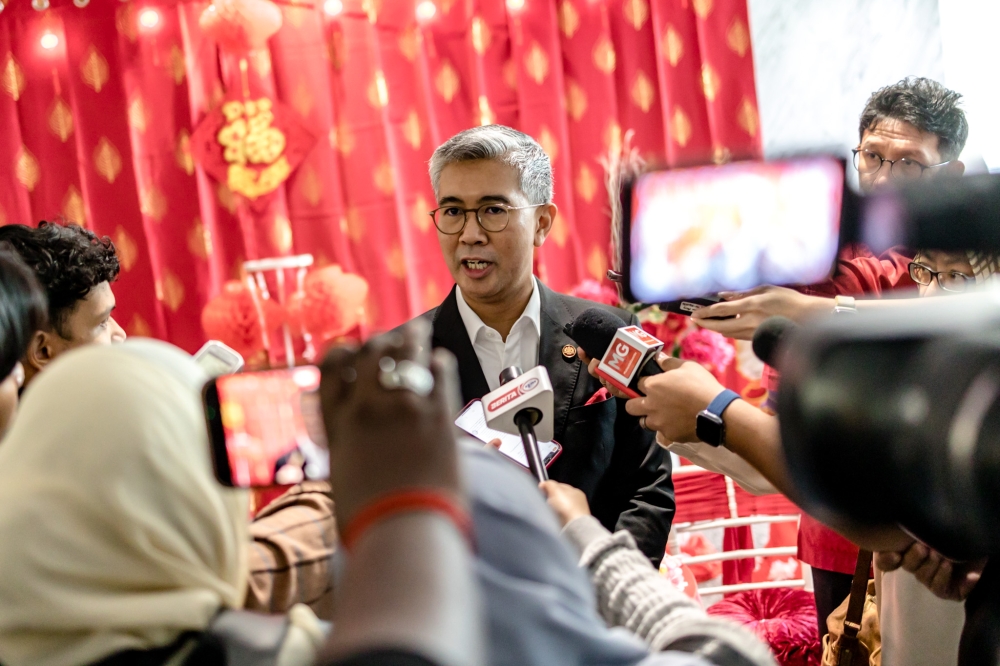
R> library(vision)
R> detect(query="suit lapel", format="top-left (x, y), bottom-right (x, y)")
top-left (538, 283), bottom-right (584, 441)
top-left (431, 286), bottom-right (491, 404)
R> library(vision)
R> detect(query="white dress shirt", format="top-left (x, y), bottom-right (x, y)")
top-left (455, 279), bottom-right (541, 391)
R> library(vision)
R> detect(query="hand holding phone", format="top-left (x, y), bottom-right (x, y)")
top-left (317, 322), bottom-right (464, 526)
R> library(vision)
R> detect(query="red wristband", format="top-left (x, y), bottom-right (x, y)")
top-left (341, 489), bottom-right (473, 551)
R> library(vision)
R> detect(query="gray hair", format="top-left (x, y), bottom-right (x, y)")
top-left (429, 125), bottom-right (553, 204)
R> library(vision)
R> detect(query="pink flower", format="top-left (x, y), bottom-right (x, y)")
top-left (679, 327), bottom-right (735, 375)
top-left (569, 279), bottom-right (620, 307)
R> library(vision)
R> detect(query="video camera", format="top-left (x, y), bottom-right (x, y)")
top-left (622, 164), bottom-right (1000, 663)
top-left (774, 174), bottom-right (1000, 665)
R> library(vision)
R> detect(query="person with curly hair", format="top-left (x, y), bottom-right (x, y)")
top-left (0, 221), bottom-right (125, 387)
top-left (0, 249), bottom-right (47, 437)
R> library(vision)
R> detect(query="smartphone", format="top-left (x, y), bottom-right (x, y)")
top-left (621, 156), bottom-right (848, 309)
top-left (203, 366), bottom-right (328, 488)
top-left (454, 400), bottom-right (562, 470)
top-left (194, 340), bottom-right (245, 378)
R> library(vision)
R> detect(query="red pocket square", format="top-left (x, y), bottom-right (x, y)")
top-left (585, 387), bottom-right (611, 406)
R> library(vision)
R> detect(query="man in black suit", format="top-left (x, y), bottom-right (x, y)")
top-left (404, 125), bottom-right (674, 564)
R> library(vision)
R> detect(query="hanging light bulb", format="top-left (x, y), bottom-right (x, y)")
top-left (505, 0), bottom-right (525, 11)
top-left (32, 0), bottom-right (51, 10)
top-left (323, 0), bottom-right (343, 16)
top-left (138, 8), bottom-right (161, 29)
top-left (0, 1), bottom-right (6, 14)
top-left (40, 31), bottom-right (59, 49)
top-left (73, 0), bottom-right (90, 7)
top-left (415, 0), bottom-right (436, 21)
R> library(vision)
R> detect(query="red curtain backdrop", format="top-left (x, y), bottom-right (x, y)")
top-left (0, 0), bottom-right (760, 352)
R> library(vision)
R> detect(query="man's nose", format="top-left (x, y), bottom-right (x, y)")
top-left (870, 164), bottom-right (893, 191)
top-left (110, 317), bottom-right (127, 343)
top-left (458, 211), bottom-right (488, 245)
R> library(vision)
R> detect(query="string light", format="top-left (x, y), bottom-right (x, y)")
top-left (415, 0), bottom-right (436, 21)
top-left (32, 0), bottom-right (50, 10)
top-left (40, 31), bottom-right (59, 49)
top-left (323, 0), bottom-right (343, 16)
top-left (505, 0), bottom-right (525, 11)
top-left (138, 8), bottom-right (160, 29)
top-left (73, 0), bottom-right (90, 7)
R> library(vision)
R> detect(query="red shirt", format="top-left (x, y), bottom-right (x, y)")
top-left (794, 244), bottom-right (915, 573)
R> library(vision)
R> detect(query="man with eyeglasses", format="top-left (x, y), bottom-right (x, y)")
top-left (400, 125), bottom-right (675, 566)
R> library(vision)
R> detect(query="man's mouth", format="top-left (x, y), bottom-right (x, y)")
top-left (461, 259), bottom-right (493, 271)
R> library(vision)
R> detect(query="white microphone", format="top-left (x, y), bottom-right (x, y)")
top-left (482, 365), bottom-right (554, 482)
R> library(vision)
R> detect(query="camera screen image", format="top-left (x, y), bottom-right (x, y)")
top-left (629, 157), bottom-right (844, 302)
top-left (216, 366), bottom-right (328, 488)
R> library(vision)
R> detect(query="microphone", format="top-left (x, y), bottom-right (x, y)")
top-left (482, 365), bottom-right (553, 482)
top-left (563, 308), bottom-right (665, 399)
top-left (751, 316), bottom-right (798, 367)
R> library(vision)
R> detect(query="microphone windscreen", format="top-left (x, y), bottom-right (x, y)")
top-left (564, 307), bottom-right (628, 359)
top-left (752, 316), bottom-right (797, 367)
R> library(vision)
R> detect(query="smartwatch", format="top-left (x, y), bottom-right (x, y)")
top-left (695, 389), bottom-right (741, 447)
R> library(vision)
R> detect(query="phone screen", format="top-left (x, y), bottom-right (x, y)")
top-left (627, 156), bottom-right (845, 303)
top-left (206, 366), bottom-right (328, 488)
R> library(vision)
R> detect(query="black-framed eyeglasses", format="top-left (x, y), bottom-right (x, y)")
top-left (908, 261), bottom-right (973, 293)
top-left (852, 148), bottom-right (950, 180)
top-left (428, 203), bottom-right (547, 235)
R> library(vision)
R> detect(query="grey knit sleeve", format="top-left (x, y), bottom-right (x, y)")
top-left (562, 517), bottom-right (777, 666)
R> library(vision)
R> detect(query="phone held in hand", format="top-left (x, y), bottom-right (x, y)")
top-left (203, 366), bottom-right (329, 488)
top-left (455, 400), bottom-right (562, 470)
top-left (620, 155), bottom-right (849, 315)
top-left (194, 340), bottom-right (245, 378)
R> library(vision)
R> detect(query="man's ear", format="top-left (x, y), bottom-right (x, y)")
top-left (533, 203), bottom-right (558, 247)
top-left (24, 330), bottom-right (57, 375)
top-left (946, 160), bottom-right (965, 177)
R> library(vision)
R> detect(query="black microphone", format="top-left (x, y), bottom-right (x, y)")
top-left (751, 316), bottom-right (798, 367)
top-left (563, 308), bottom-right (665, 396)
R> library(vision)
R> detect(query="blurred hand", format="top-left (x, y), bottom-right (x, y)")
top-left (539, 480), bottom-right (591, 527)
top-left (319, 319), bottom-right (464, 528)
top-left (486, 438), bottom-right (502, 450)
top-left (691, 286), bottom-right (832, 340)
top-left (578, 348), bottom-right (632, 400)
top-left (626, 354), bottom-right (724, 443)
top-left (876, 543), bottom-right (986, 602)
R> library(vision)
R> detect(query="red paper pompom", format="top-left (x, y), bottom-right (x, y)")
top-left (199, 0), bottom-right (283, 53)
top-left (286, 265), bottom-right (368, 348)
top-left (707, 588), bottom-right (821, 666)
top-left (201, 280), bottom-right (284, 358)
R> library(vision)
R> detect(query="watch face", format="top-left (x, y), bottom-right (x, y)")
top-left (696, 411), bottom-right (725, 446)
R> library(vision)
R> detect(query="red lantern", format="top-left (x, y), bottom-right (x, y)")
top-left (286, 265), bottom-right (369, 349)
top-left (199, 0), bottom-right (283, 54)
top-left (201, 280), bottom-right (285, 359)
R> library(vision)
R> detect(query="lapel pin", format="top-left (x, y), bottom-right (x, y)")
top-left (561, 344), bottom-right (577, 361)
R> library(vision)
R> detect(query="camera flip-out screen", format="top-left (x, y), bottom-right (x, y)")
top-left (626, 156), bottom-right (845, 303)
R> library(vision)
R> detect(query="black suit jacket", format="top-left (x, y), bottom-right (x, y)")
top-left (411, 282), bottom-right (675, 564)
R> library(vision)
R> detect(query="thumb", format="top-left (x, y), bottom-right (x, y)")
top-left (655, 352), bottom-right (685, 372)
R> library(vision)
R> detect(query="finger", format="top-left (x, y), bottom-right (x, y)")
top-left (429, 347), bottom-right (462, 418)
top-left (691, 299), bottom-right (746, 319)
top-left (624, 397), bottom-right (648, 417)
top-left (900, 542), bottom-right (931, 573)
top-left (690, 317), bottom-right (749, 339)
top-left (654, 352), bottom-right (684, 372)
top-left (928, 559), bottom-right (956, 598)
top-left (319, 345), bottom-right (360, 437)
top-left (487, 438), bottom-right (502, 450)
top-left (538, 480), bottom-right (558, 498)
top-left (717, 286), bottom-right (770, 301)
top-left (875, 550), bottom-right (904, 572)
top-left (587, 357), bottom-right (601, 377)
top-left (911, 549), bottom-right (943, 584)
top-left (958, 570), bottom-right (983, 600)
top-left (577, 348), bottom-right (592, 364)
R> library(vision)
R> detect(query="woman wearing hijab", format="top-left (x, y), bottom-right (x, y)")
top-left (0, 339), bottom-right (325, 666)
top-left (0, 249), bottom-right (47, 438)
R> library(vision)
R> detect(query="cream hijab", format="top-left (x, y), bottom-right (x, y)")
top-left (0, 340), bottom-right (249, 666)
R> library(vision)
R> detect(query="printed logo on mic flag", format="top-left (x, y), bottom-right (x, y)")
top-left (604, 340), bottom-right (642, 378)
